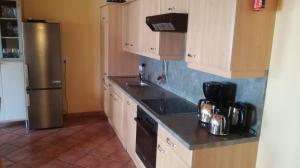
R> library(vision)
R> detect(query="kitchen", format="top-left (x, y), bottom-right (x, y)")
top-left (0, 0), bottom-right (299, 168)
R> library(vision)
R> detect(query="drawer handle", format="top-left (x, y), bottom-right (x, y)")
top-left (166, 138), bottom-right (176, 148)
top-left (157, 145), bottom-right (165, 154)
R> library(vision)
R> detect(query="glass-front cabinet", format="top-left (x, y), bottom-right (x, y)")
top-left (0, 0), bottom-right (22, 61)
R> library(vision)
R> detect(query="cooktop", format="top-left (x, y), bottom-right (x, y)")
top-left (141, 98), bottom-right (198, 116)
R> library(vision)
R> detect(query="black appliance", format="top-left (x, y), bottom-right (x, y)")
top-left (142, 98), bottom-right (197, 116)
top-left (135, 107), bottom-right (158, 168)
top-left (146, 13), bottom-right (188, 32)
top-left (202, 82), bottom-right (223, 107)
top-left (198, 82), bottom-right (237, 126)
top-left (228, 102), bottom-right (249, 133)
top-left (220, 82), bottom-right (237, 109)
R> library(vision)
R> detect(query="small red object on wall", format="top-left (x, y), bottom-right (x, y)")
top-left (253, 0), bottom-right (265, 11)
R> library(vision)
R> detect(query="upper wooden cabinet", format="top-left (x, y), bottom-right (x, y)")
top-left (138, 0), bottom-right (186, 60)
top-left (122, 0), bottom-right (141, 55)
top-left (160, 0), bottom-right (188, 14)
top-left (100, 4), bottom-right (138, 83)
top-left (186, 0), bottom-right (277, 78)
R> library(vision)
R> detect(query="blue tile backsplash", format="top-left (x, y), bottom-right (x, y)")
top-left (140, 56), bottom-right (268, 134)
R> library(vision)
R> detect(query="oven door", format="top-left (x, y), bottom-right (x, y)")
top-left (135, 115), bottom-right (157, 168)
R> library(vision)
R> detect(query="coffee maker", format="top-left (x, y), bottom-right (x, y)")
top-left (198, 82), bottom-right (237, 129)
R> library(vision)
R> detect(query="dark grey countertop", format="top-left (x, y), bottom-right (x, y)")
top-left (108, 76), bottom-right (258, 150)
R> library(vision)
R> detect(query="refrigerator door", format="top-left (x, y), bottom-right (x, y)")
top-left (28, 89), bottom-right (63, 129)
top-left (24, 22), bottom-right (62, 89)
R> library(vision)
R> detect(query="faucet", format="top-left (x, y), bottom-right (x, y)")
top-left (139, 63), bottom-right (147, 86)
top-left (157, 60), bottom-right (168, 85)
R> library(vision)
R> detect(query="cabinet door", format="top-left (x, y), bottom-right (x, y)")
top-left (160, 0), bottom-right (188, 14)
top-left (156, 138), bottom-right (189, 168)
top-left (186, 0), bottom-right (236, 70)
top-left (0, 62), bottom-right (27, 121)
top-left (100, 5), bottom-right (109, 22)
top-left (101, 22), bottom-right (109, 78)
top-left (122, 5), bottom-right (130, 51)
top-left (103, 85), bottom-right (110, 118)
top-left (112, 92), bottom-right (124, 142)
top-left (140, 0), bottom-right (160, 57)
top-left (185, 0), bottom-right (201, 65)
top-left (125, 97), bottom-right (137, 159)
top-left (127, 0), bottom-right (141, 54)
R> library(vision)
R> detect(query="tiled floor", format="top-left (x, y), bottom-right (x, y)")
top-left (0, 114), bottom-right (136, 168)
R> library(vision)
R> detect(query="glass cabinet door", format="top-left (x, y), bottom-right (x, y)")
top-left (0, 0), bottom-right (21, 60)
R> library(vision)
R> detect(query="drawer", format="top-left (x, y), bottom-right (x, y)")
top-left (111, 83), bottom-right (124, 98)
top-left (158, 125), bottom-right (193, 167)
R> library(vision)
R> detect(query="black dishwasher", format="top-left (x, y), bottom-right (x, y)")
top-left (135, 107), bottom-right (158, 168)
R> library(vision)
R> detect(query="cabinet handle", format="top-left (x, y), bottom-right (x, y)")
top-left (125, 43), bottom-right (129, 46)
top-left (130, 44), bottom-right (134, 47)
top-left (127, 101), bottom-right (131, 105)
top-left (157, 145), bottom-right (165, 154)
top-left (150, 47), bottom-right (156, 51)
top-left (187, 53), bottom-right (196, 58)
top-left (166, 138), bottom-right (176, 148)
top-left (102, 17), bottom-right (106, 20)
top-left (168, 7), bottom-right (175, 11)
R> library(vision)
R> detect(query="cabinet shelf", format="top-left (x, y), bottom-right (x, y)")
top-left (2, 36), bottom-right (18, 39)
top-left (0, 18), bottom-right (17, 20)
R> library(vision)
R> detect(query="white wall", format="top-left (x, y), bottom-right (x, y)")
top-left (256, 1), bottom-right (300, 168)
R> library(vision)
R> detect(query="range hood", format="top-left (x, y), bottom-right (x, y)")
top-left (146, 13), bottom-right (188, 33)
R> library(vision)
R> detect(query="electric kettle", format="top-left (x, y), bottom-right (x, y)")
top-left (228, 102), bottom-right (248, 133)
top-left (209, 108), bottom-right (230, 136)
top-left (198, 99), bottom-right (215, 124)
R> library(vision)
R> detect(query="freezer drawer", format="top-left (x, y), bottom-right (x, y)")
top-left (28, 89), bottom-right (63, 129)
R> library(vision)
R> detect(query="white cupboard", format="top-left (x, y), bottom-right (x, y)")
top-left (0, 62), bottom-right (27, 121)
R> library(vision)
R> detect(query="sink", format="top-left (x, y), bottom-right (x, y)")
top-left (125, 81), bottom-right (153, 88)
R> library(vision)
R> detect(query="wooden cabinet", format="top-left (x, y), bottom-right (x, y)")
top-left (156, 138), bottom-right (189, 168)
top-left (0, 62), bottom-right (27, 121)
top-left (160, 0), bottom-right (188, 14)
top-left (139, 0), bottom-right (186, 60)
top-left (123, 95), bottom-right (142, 166)
top-left (122, 0), bottom-right (141, 54)
top-left (111, 85), bottom-right (125, 144)
top-left (157, 124), bottom-right (258, 168)
top-left (103, 84), bottom-right (111, 118)
top-left (139, 0), bottom-right (160, 58)
top-left (186, 0), bottom-right (277, 78)
top-left (100, 4), bottom-right (138, 85)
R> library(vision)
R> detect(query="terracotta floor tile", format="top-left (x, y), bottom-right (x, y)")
top-left (0, 134), bottom-right (20, 146)
top-left (0, 114), bottom-right (134, 168)
top-left (40, 159), bottom-right (72, 168)
top-left (58, 149), bottom-right (88, 163)
top-left (97, 160), bottom-right (127, 168)
top-left (105, 148), bottom-right (131, 163)
top-left (0, 143), bottom-right (19, 157)
top-left (75, 153), bottom-right (102, 168)
top-left (1, 157), bottom-right (14, 167)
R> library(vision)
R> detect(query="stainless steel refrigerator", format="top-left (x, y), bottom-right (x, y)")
top-left (24, 22), bottom-right (63, 129)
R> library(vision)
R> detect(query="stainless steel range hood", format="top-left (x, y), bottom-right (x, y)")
top-left (146, 13), bottom-right (188, 33)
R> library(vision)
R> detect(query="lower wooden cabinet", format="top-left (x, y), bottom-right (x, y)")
top-left (157, 125), bottom-right (258, 168)
top-left (156, 138), bottom-right (189, 168)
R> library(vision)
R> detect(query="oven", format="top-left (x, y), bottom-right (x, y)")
top-left (135, 107), bottom-right (158, 168)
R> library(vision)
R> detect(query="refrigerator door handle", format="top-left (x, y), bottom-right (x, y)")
top-left (52, 81), bottom-right (62, 88)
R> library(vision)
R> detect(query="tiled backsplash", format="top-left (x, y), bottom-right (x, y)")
top-left (140, 56), bottom-right (268, 133)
